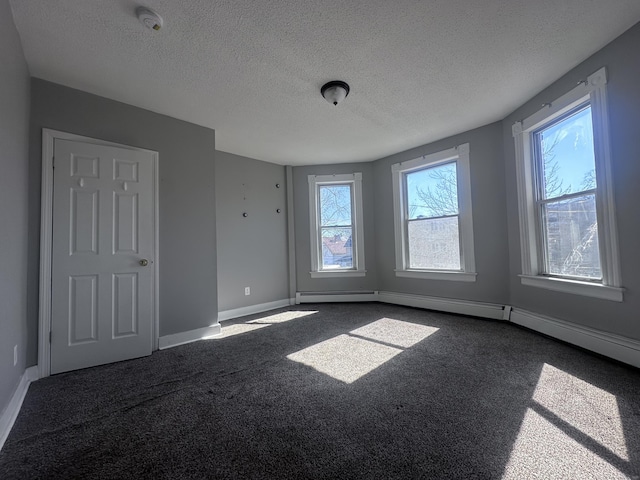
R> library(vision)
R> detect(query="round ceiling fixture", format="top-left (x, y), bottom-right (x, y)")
top-left (136, 7), bottom-right (163, 31)
top-left (321, 81), bottom-right (350, 106)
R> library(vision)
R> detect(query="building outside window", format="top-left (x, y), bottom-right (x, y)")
top-left (533, 105), bottom-right (600, 279)
top-left (391, 144), bottom-right (476, 282)
top-left (308, 173), bottom-right (365, 278)
top-left (512, 67), bottom-right (623, 301)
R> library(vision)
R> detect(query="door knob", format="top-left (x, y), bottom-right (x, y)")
top-left (139, 259), bottom-right (149, 266)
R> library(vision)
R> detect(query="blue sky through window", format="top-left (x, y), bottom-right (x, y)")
top-left (406, 162), bottom-right (458, 219)
top-left (319, 184), bottom-right (352, 226)
top-left (539, 106), bottom-right (596, 198)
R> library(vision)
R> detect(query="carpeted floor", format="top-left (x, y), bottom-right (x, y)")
top-left (1, 303), bottom-right (639, 479)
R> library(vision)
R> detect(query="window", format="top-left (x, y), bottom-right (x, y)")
top-left (391, 144), bottom-right (476, 281)
top-left (512, 67), bottom-right (622, 301)
top-left (308, 173), bottom-right (365, 278)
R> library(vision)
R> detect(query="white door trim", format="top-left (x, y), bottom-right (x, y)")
top-left (39, 129), bottom-right (160, 378)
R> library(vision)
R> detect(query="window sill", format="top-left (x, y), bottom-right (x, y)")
top-left (310, 270), bottom-right (366, 278)
top-left (519, 275), bottom-right (624, 302)
top-left (395, 270), bottom-right (477, 282)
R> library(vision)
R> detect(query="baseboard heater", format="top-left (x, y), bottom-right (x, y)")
top-left (296, 291), bottom-right (379, 304)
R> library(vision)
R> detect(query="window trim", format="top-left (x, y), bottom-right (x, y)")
top-left (391, 144), bottom-right (476, 282)
top-left (512, 66), bottom-right (623, 301)
top-left (308, 173), bottom-right (366, 278)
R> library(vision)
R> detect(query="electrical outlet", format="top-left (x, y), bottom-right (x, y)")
top-left (14, 345), bottom-right (18, 366)
top-left (244, 287), bottom-right (251, 296)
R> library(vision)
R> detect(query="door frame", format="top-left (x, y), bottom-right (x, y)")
top-left (38, 129), bottom-right (160, 378)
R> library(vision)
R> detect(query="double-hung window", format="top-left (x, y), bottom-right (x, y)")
top-left (391, 144), bottom-right (476, 281)
top-left (308, 173), bottom-right (365, 278)
top-left (512, 67), bottom-right (623, 301)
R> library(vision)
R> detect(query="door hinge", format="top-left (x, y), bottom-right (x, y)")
top-left (49, 331), bottom-right (52, 343)
top-left (52, 157), bottom-right (55, 169)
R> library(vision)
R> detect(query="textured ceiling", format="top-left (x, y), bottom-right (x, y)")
top-left (9, 1), bottom-right (640, 165)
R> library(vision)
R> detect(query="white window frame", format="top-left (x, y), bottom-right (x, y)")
top-left (308, 173), bottom-right (366, 278)
top-left (512, 67), bottom-right (623, 302)
top-left (391, 144), bottom-right (476, 282)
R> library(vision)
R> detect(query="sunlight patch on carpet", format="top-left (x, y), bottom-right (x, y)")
top-left (209, 311), bottom-right (318, 340)
top-left (287, 318), bottom-right (439, 383)
top-left (247, 310), bottom-right (318, 324)
top-left (503, 363), bottom-right (630, 479)
top-left (532, 363), bottom-right (628, 461)
top-left (213, 323), bottom-right (270, 339)
top-left (349, 317), bottom-right (438, 348)
top-left (502, 408), bottom-right (628, 479)
top-left (287, 334), bottom-right (402, 384)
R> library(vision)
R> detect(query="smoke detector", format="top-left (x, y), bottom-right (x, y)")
top-left (136, 7), bottom-right (163, 31)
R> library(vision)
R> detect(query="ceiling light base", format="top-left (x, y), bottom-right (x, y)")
top-left (321, 81), bottom-right (350, 106)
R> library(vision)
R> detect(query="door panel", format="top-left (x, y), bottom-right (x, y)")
top-left (71, 188), bottom-right (99, 254)
top-left (51, 138), bottom-right (155, 374)
top-left (112, 273), bottom-right (138, 337)
top-left (113, 192), bottom-right (138, 253)
top-left (69, 275), bottom-right (98, 344)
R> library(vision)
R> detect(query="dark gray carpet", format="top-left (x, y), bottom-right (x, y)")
top-left (1, 303), bottom-right (639, 479)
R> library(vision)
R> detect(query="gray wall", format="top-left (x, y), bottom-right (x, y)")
top-left (0, 0), bottom-right (30, 416)
top-left (215, 151), bottom-right (289, 311)
top-left (503, 23), bottom-right (640, 340)
top-left (27, 79), bottom-right (217, 365)
top-left (373, 123), bottom-right (510, 304)
top-left (293, 162), bottom-right (378, 292)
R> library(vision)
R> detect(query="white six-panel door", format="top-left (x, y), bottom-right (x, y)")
top-left (50, 138), bottom-right (155, 374)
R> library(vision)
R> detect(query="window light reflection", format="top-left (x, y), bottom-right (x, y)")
top-left (287, 334), bottom-right (402, 384)
top-left (532, 363), bottom-right (628, 461)
top-left (502, 363), bottom-right (629, 479)
top-left (205, 310), bottom-right (319, 340)
top-left (247, 310), bottom-right (318, 324)
top-left (350, 317), bottom-right (439, 348)
top-left (209, 323), bottom-right (269, 339)
top-left (502, 409), bottom-right (627, 479)
top-left (287, 318), bottom-right (439, 384)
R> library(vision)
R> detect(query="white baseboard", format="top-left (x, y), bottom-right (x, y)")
top-left (0, 366), bottom-right (39, 452)
top-left (510, 308), bottom-right (640, 368)
top-left (158, 324), bottom-right (221, 350)
top-left (218, 299), bottom-right (291, 322)
top-left (296, 291), bottom-right (379, 304)
top-left (378, 291), bottom-right (506, 320)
